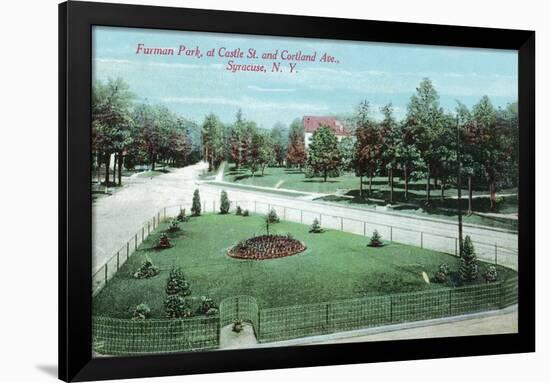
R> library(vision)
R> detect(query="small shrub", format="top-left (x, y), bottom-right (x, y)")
top-left (267, 208), bottom-right (280, 223)
top-left (156, 234), bottom-right (172, 249)
top-left (242, 209), bottom-right (249, 217)
top-left (164, 295), bottom-right (193, 319)
top-left (168, 219), bottom-right (180, 233)
top-left (368, 230), bottom-right (383, 247)
top-left (232, 319), bottom-right (244, 333)
top-left (439, 263), bottom-right (451, 276)
top-left (220, 190), bottom-right (230, 214)
top-left (484, 265), bottom-right (498, 282)
top-left (177, 208), bottom-right (189, 222)
top-left (197, 296), bottom-right (218, 315)
top-left (191, 189), bottom-right (201, 216)
top-left (286, 233), bottom-right (295, 241)
top-left (309, 218), bottom-right (323, 233)
top-left (433, 271), bottom-right (447, 283)
top-left (460, 236), bottom-right (479, 281)
top-left (133, 258), bottom-right (160, 279)
top-left (132, 303), bottom-right (151, 320)
top-left (236, 206), bottom-right (243, 215)
top-left (165, 267), bottom-right (191, 296)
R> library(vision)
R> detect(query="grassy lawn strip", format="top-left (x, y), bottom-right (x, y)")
top-left (94, 214), bottom-right (516, 319)
top-left (206, 181), bottom-right (309, 198)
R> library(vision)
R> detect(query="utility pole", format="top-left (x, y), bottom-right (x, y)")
top-left (456, 114), bottom-right (463, 256)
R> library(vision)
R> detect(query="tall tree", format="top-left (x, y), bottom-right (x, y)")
top-left (338, 136), bottom-right (355, 173)
top-left (379, 104), bottom-right (399, 203)
top-left (201, 113), bottom-right (225, 172)
top-left (306, 126), bottom-right (341, 182)
top-left (270, 123), bottom-right (288, 167)
top-left (353, 101), bottom-right (380, 197)
top-left (92, 78), bottom-right (134, 185)
top-left (406, 78), bottom-right (445, 204)
top-left (286, 119), bottom-right (307, 170)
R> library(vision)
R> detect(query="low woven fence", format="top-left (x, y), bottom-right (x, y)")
top-left (93, 315), bottom-right (219, 355)
top-left (257, 277), bottom-right (518, 343)
top-left (92, 278), bottom-right (517, 355)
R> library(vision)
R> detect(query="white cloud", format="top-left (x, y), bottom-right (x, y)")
top-left (247, 85), bottom-right (296, 92)
top-left (161, 95), bottom-right (328, 112)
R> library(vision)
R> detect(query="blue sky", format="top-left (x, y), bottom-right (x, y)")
top-left (92, 26), bottom-right (518, 128)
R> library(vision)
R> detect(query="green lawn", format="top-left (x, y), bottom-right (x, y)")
top-left (224, 164), bottom-right (518, 230)
top-left (93, 214), bottom-right (516, 319)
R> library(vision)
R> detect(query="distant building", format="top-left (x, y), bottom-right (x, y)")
top-left (303, 116), bottom-right (351, 148)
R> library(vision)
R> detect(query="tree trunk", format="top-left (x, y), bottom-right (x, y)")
top-left (359, 175), bottom-right (363, 197)
top-left (118, 151), bottom-right (123, 186)
top-left (468, 175), bottom-right (473, 214)
top-left (389, 167), bottom-right (394, 204)
top-left (369, 174), bottom-right (373, 197)
top-left (324, 168), bottom-right (328, 182)
top-left (489, 182), bottom-right (496, 211)
top-left (441, 183), bottom-right (445, 200)
top-left (434, 176), bottom-right (438, 188)
top-left (425, 164), bottom-right (431, 203)
top-left (404, 165), bottom-right (409, 201)
top-left (104, 153), bottom-right (111, 184)
top-left (97, 153), bottom-right (102, 184)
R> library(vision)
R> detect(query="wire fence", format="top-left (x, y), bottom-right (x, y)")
top-left (257, 277), bottom-right (517, 343)
top-left (92, 277), bottom-right (517, 354)
top-left (92, 197), bottom-right (518, 297)
top-left (93, 315), bottom-right (219, 355)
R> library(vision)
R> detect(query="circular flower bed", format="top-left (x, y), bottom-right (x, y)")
top-left (228, 235), bottom-right (306, 260)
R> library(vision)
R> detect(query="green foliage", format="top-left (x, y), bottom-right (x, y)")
top-left (338, 136), bottom-right (355, 172)
top-left (132, 303), bottom-right (151, 320)
top-left (177, 208), bottom-right (189, 222)
top-left (484, 265), bottom-right (498, 282)
top-left (191, 189), bottom-right (201, 216)
top-left (286, 119), bottom-right (307, 168)
top-left (267, 208), bottom-right (280, 223)
top-left (235, 206), bottom-right (243, 215)
top-left (460, 236), bottom-right (479, 281)
top-left (197, 296), bottom-right (218, 316)
top-left (165, 267), bottom-right (191, 296)
top-left (368, 230), bottom-right (383, 247)
top-left (439, 263), bottom-right (451, 276)
top-left (219, 190), bottom-right (230, 214)
top-left (168, 219), bottom-right (180, 232)
top-left (306, 126), bottom-right (342, 181)
top-left (309, 218), bottom-right (323, 233)
top-left (433, 271), bottom-right (447, 283)
top-left (156, 234), bottom-right (172, 249)
top-left (164, 295), bottom-right (193, 319)
top-left (242, 209), bottom-right (249, 217)
top-left (133, 258), bottom-right (160, 279)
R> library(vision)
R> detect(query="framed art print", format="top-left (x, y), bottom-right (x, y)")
top-left (59, 1), bottom-right (535, 381)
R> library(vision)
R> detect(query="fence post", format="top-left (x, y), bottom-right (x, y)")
top-left (213, 200), bottom-right (215, 213)
top-left (420, 232), bottom-right (424, 249)
top-left (153, 216), bottom-right (156, 229)
top-left (126, 242), bottom-right (129, 260)
top-left (363, 221), bottom-right (366, 236)
top-left (325, 303), bottom-right (330, 327)
top-left (148, 222), bottom-right (150, 235)
top-left (340, 217), bottom-right (344, 231)
top-left (319, 214), bottom-right (322, 226)
top-left (449, 289), bottom-right (452, 315)
top-left (300, 210), bottom-right (303, 223)
top-left (283, 207), bottom-right (286, 220)
top-left (142, 227), bottom-right (144, 242)
top-left (164, 207), bottom-right (166, 220)
top-left (157, 212), bottom-right (161, 223)
top-left (104, 264), bottom-right (108, 285)
top-left (116, 251), bottom-right (120, 271)
top-left (455, 238), bottom-right (458, 256)
top-left (390, 296), bottom-right (393, 323)
top-left (135, 234), bottom-right (138, 251)
top-left (390, 226), bottom-right (393, 241)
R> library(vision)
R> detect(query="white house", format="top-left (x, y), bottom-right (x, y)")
top-left (303, 116), bottom-right (351, 149)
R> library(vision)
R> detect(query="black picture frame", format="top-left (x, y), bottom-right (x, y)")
top-left (59, 1), bottom-right (535, 381)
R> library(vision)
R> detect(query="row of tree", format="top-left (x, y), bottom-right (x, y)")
top-left (92, 78), bottom-right (200, 186)
top-left (301, 79), bottom-right (517, 211)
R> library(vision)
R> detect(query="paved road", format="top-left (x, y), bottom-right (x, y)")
top-left (92, 162), bottom-right (211, 273)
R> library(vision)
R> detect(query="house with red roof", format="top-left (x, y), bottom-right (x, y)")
top-left (303, 116), bottom-right (351, 149)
